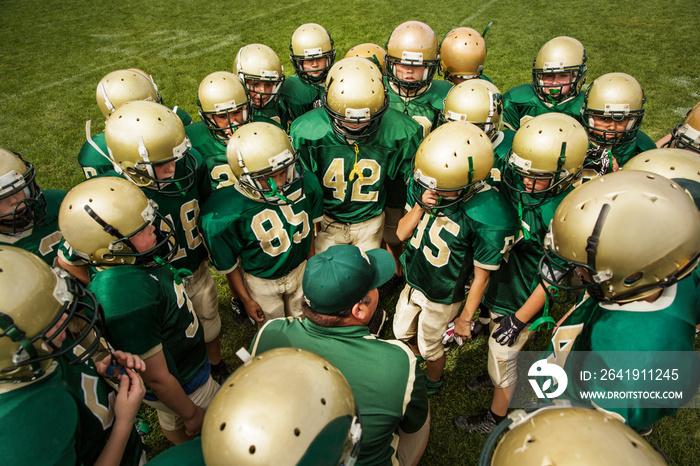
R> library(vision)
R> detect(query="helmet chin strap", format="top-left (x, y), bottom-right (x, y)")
top-left (263, 177), bottom-right (292, 204)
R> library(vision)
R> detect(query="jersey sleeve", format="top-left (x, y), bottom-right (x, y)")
top-left (304, 171), bottom-right (325, 223)
top-left (198, 190), bottom-right (243, 274)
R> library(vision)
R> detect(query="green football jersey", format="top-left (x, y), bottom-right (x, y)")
top-left (99, 148), bottom-right (211, 272)
top-left (88, 265), bottom-right (208, 390)
top-left (0, 366), bottom-right (78, 465)
top-left (402, 184), bottom-right (518, 304)
top-left (252, 98), bottom-right (289, 130)
top-left (385, 77), bottom-right (453, 137)
top-left (291, 108), bottom-right (422, 223)
top-left (59, 337), bottom-right (143, 465)
top-left (482, 188), bottom-right (569, 317)
top-left (199, 173), bottom-right (323, 278)
top-left (488, 129), bottom-right (515, 187)
top-left (542, 277), bottom-right (700, 431)
top-left (146, 437), bottom-right (204, 465)
top-left (503, 83), bottom-right (585, 131)
top-left (78, 106), bottom-right (193, 179)
top-left (613, 130), bottom-right (656, 168)
top-left (282, 74), bottom-right (324, 123)
top-left (0, 189), bottom-right (65, 266)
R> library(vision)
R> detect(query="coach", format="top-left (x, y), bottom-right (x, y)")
top-left (249, 244), bottom-right (430, 466)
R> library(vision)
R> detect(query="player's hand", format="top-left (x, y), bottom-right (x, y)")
top-left (184, 405), bottom-right (205, 438)
top-left (114, 368), bottom-right (146, 423)
top-left (453, 318), bottom-right (473, 340)
top-left (421, 189), bottom-right (440, 207)
top-left (96, 351), bottom-right (146, 378)
top-left (611, 155), bottom-right (620, 172)
top-left (492, 314), bottom-right (526, 347)
top-left (244, 299), bottom-right (265, 323)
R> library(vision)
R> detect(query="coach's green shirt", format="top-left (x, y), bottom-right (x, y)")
top-left (199, 173), bottom-right (323, 278)
top-left (292, 108), bottom-right (422, 223)
top-left (503, 83), bottom-right (585, 131)
top-left (250, 318), bottom-right (429, 466)
top-left (402, 184), bottom-right (518, 304)
top-left (0, 189), bottom-right (65, 266)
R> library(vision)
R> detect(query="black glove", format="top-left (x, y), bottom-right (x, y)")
top-left (583, 146), bottom-right (611, 176)
top-left (492, 314), bottom-right (526, 347)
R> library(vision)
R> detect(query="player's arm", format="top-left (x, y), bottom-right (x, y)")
top-left (454, 266), bottom-right (491, 339)
top-left (397, 189), bottom-right (439, 241)
top-left (225, 268), bottom-right (264, 323)
top-left (140, 350), bottom-right (205, 438)
top-left (656, 133), bottom-right (672, 148)
top-left (514, 283), bottom-right (547, 323)
top-left (57, 256), bottom-right (91, 285)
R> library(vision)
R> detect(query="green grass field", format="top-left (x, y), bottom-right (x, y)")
top-left (2, 0), bottom-right (699, 464)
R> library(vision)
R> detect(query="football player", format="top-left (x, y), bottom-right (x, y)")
top-left (199, 122), bottom-right (323, 324)
top-left (234, 43), bottom-right (288, 127)
top-left (0, 147), bottom-right (66, 267)
top-left (147, 348), bottom-right (362, 466)
top-left (580, 72), bottom-right (655, 177)
top-left (454, 113), bottom-right (588, 434)
top-left (439, 27), bottom-right (492, 85)
top-left (78, 69), bottom-right (193, 179)
top-left (503, 36), bottom-right (587, 130)
top-left (283, 23), bottom-right (336, 123)
top-left (657, 100), bottom-right (700, 153)
top-left (291, 57), bottom-right (422, 256)
top-left (393, 121), bottom-right (518, 395)
top-left (538, 170), bottom-right (700, 434)
top-left (345, 42), bottom-right (387, 73)
top-left (59, 177), bottom-right (218, 445)
top-left (0, 246), bottom-right (147, 465)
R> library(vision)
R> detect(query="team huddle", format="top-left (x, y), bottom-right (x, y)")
top-left (1, 18), bottom-right (700, 466)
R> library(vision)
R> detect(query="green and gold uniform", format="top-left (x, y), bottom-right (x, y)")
top-left (282, 74), bottom-right (324, 123)
top-left (253, 98), bottom-right (289, 130)
top-left (402, 184), bottom-right (518, 304)
top-left (385, 78), bottom-right (453, 138)
top-left (611, 130), bottom-right (656, 168)
top-left (88, 265), bottom-right (208, 393)
top-left (542, 277), bottom-right (700, 431)
top-left (503, 84), bottom-right (585, 131)
top-left (78, 107), bottom-right (193, 179)
top-left (488, 129), bottom-right (515, 187)
top-left (291, 108), bottom-right (422, 223)
top-left (199, 174), bottom-right (323, 277)
top-left (0, 189), bottom-right (65, 266)
top-left (250, 318), bottom-right (429, 466)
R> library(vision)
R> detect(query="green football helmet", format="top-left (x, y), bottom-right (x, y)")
top-left (385, 21), bottom-right (440, 97)
top-left (482, 403), bottom-right (667, 466)
top-left (234, 44), bottom-right (285, 109)
top-left (0, 147), bottom-right (46, 234)
top-left (227, 122), bottom-right (301, 205)
top-left (582, 72), bottom-right (646, 149)
top-left (0, 246), bottom-right (103, 383)
top-left (96, 69), bottom-right (159, 119)
top-left (105, 100), bottom-right (197, 196)
top-left (411, 121), bottom-right (494, 216)
top-left (290, 23), bottom-right (336, 85)
top-left (532, 36), bottom-right (587, 106)
top-left (58, 177), bottom-right (176, 267)
top-left (439, 27), bottom-right (487, 84)
top-left (197, 71), bottom-right (252, 144)
top-left (440, 80), bottom-right (503, 140)
top-left (670, 101), bottom-right (700, 154)
top-left (323, 57), bottom-right (388, 144)
top-left (201, 347), bottom-right (362, 466)
top-left (540, 170), bottom-right (700, 303)
top-left (502, 113), bottom-right (588, 206)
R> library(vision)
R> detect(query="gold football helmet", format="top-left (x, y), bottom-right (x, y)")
top-left (503, 113), bottom-right (588, 205)
top-left (532, 36), bottom-right (587, 105)
top-left (197, 71), bottom-right (252, 144)
top-left (96, 69), bottom-right (159, 119)
top-left (540, 170), bottom-right (700, 303)
top-left (289, 23), bottom-right (336, 85)
top-left (670, 101), bottom-right (700, 154)
top-left (0, 246), bottom-right (102, 382)
top-left (234, 44), bottom-right (285, 109)
top-left (201, 348), bottom-right (362, 466)
top-left (126, 68), bottom-right (163, 104)
top-left (105, 100), bottom-right (196, 196)
top-left (0, 147), bottom-right (46, 234)
top-left (344, 43), bottom-right (387, 74)
top-left (440, 80), bottom-right (504, 140)
top-left (623, 148), bottom-right (700, 209)
top-left (58, 177), bottom-right (176, 267)
top-left (385, 21), bottom-right (440, 96)
top-left (323, 57), bottom-right (388, 144)
top-left (412, 121), bottom-right (494, 216)
top-left (484, 403), bottom-right (667, 466)
top-left (582, 72), bottom-right (645, 148)
top-left (439, 27), bottom-right (487, 84)
top-left (227, 122), bottom-right (300, 204)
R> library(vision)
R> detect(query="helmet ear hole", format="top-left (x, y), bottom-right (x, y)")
top-left (623, 272), bottom-right (643, 286)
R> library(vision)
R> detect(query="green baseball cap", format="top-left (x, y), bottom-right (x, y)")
top-left (303, 244), bottom-right (395, 314)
